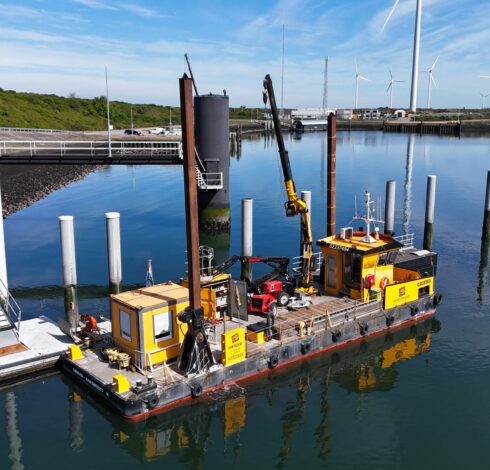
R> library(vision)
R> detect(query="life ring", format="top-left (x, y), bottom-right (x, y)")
top-left (269, 355), bottom-right (279, 368)
top-left (364, 274), bottom-right (375, 289)
top-left (332, 330), bottom-right (342, 342)
top-left (147, 395), bottom-right (159, 409)
top-left (191, 384), bottom-right (203, 398)
top-left (379, 277), bottom-right (389, 289)
top-left (301, 342), bottom-right (311, 355)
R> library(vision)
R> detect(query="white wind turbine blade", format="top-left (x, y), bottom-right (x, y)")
top-left (387, 82), bottom-right (392, 92)
top-left (389, 68), bottom-right (393, 80)
top-left (430, 55), bottom-right (440, 71)
top-left (395, 80), bottom-right (405, 83)
top-left (430, 74), bottom-right (437, 88)
top-left (381, 0), bottom-right (401, 33)
top-left (355, 59), bottom-right (359, 75)
top-left (359, 75), bottom-right (371, 82)
top-left (480, 76), bottom-right (490, 79)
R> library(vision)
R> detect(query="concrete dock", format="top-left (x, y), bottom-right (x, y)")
top-left (0, 316), bottom-right (73, 382)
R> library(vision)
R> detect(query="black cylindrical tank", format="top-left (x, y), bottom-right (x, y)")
top-left (195, 93), bottom-right (230, 232)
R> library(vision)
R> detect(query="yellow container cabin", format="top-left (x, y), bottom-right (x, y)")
top-left (110, 282), bottom-right (189, 370)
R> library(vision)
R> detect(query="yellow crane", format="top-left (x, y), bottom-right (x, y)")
top-left (262, 74), bottom-right (317, 295)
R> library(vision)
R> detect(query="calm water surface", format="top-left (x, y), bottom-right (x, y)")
top-left (1, 131), bottom-right (489, 469)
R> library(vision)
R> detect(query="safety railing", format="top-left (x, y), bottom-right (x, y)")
top-left (291, 251), bottom-right (323, 276)
top-left (195, 167), bottom-right (223, 190)
top-left (394, 233), bottom-right (415, 251)
top-left (0, 140), bottom-right (183, 158)
top-left (0, 279), bottom-right (22, 338)
top-left (0, 127), bottom-right (80, 134)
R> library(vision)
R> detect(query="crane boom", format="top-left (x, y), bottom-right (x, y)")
top-left (262, 74), bottom-right (316, 293)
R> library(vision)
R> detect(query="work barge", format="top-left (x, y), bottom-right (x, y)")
top-left (60, 74), bottom-right (442, 420)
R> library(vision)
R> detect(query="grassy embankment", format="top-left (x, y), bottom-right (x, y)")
top-left (0, 88), bottom-right (264, 131)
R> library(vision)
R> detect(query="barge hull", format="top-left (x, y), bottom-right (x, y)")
top-left (61, 294), bottom-right (438, 421)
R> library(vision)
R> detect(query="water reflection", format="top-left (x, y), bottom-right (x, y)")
top-left (477, 238), bottom-right (489, 303)
top-left (69, 391), bottom-right (84, 450)
top-left (63, 318), bottom-right (439, 465)
top-left (5, 391), bottom-right (23, 470)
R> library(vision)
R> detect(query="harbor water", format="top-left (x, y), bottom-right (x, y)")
top-left (1, 131), bottom-right (489, 469)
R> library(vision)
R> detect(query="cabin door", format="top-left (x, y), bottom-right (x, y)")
top-left (327, 254), bottom-right (337, 289)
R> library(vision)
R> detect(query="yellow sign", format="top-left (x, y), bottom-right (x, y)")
top-left (221, 328), bottom-right (246, 366)
top-left (384, 277), bottom-right (434, 309)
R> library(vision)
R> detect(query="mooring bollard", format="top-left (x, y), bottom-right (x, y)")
top-left (105, 212), bottom-right (122, 295)
top-left (0, 185), bottom-right (8, 300)
top-left (482, 170), bottom-right (490, 241)
top-left (59, 215), bottom-right (78, 335)
top-left (241, 198), bottom-right (253, 281)
top-left (385, 180), bottom-right (396, 236)
top-left (423, 175), bottom-right (437, 251)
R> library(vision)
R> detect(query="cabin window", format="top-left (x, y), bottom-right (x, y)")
top-left (418, 286), bottom-right (430, 298)
top-left (344, 253), bottom-right (362, 287)
top-left (378, 251), bottom-right (398, 266)
top-left (119, 310), bottom-right (132, 341)
top-left (387, 251), bottom-right (398, 264)
top-left (351, 253), bottom-right (362, 285)
top-left (154, 311), bottom-right (173, 343)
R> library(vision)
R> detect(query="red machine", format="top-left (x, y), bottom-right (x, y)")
top-left (210, 255), bottom-right (294, 316)
top-left (247, 279), bottom-right (290, 316)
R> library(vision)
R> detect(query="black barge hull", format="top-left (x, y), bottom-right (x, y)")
top-left (61, 295), bottom-right (438, 421)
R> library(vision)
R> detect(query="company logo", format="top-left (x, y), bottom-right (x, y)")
top-left (399, 287), bottom-right (406, 297)
top-left (328, 243), bottom-right (350, 252)
top-left (232, 333), bottom-right (239, 343)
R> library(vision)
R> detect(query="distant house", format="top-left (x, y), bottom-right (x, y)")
top-left (394, 109), bottom-right (406, 119)
top-left (337, 109), bottom-right (353, 120)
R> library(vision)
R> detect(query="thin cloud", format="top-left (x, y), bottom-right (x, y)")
top-left (121, 3), bottom-right (161, 18)
top-left (72, 0), bottom-right (117, 10)
top-left (72, 0), bottom-right (162, 18)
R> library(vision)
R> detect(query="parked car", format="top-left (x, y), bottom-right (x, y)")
top-left (148, 127), bottom-right (165, 135)
top-left (124, 129), bottom-right (141, 136)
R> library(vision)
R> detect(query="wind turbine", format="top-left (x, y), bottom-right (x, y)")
top-left (426, 55), bottom-right (439, 109)
top-left (382, 0), bottom-right (423, 114)
top-left (480, 92), bottom-right (490, 109)
top-left (354, 60), bottom-right (371, 110)
top-left (387, 69), bottom-right (405, 108)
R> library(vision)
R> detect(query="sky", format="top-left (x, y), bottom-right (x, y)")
top-left (0, 0), bottom-right (489, 109)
